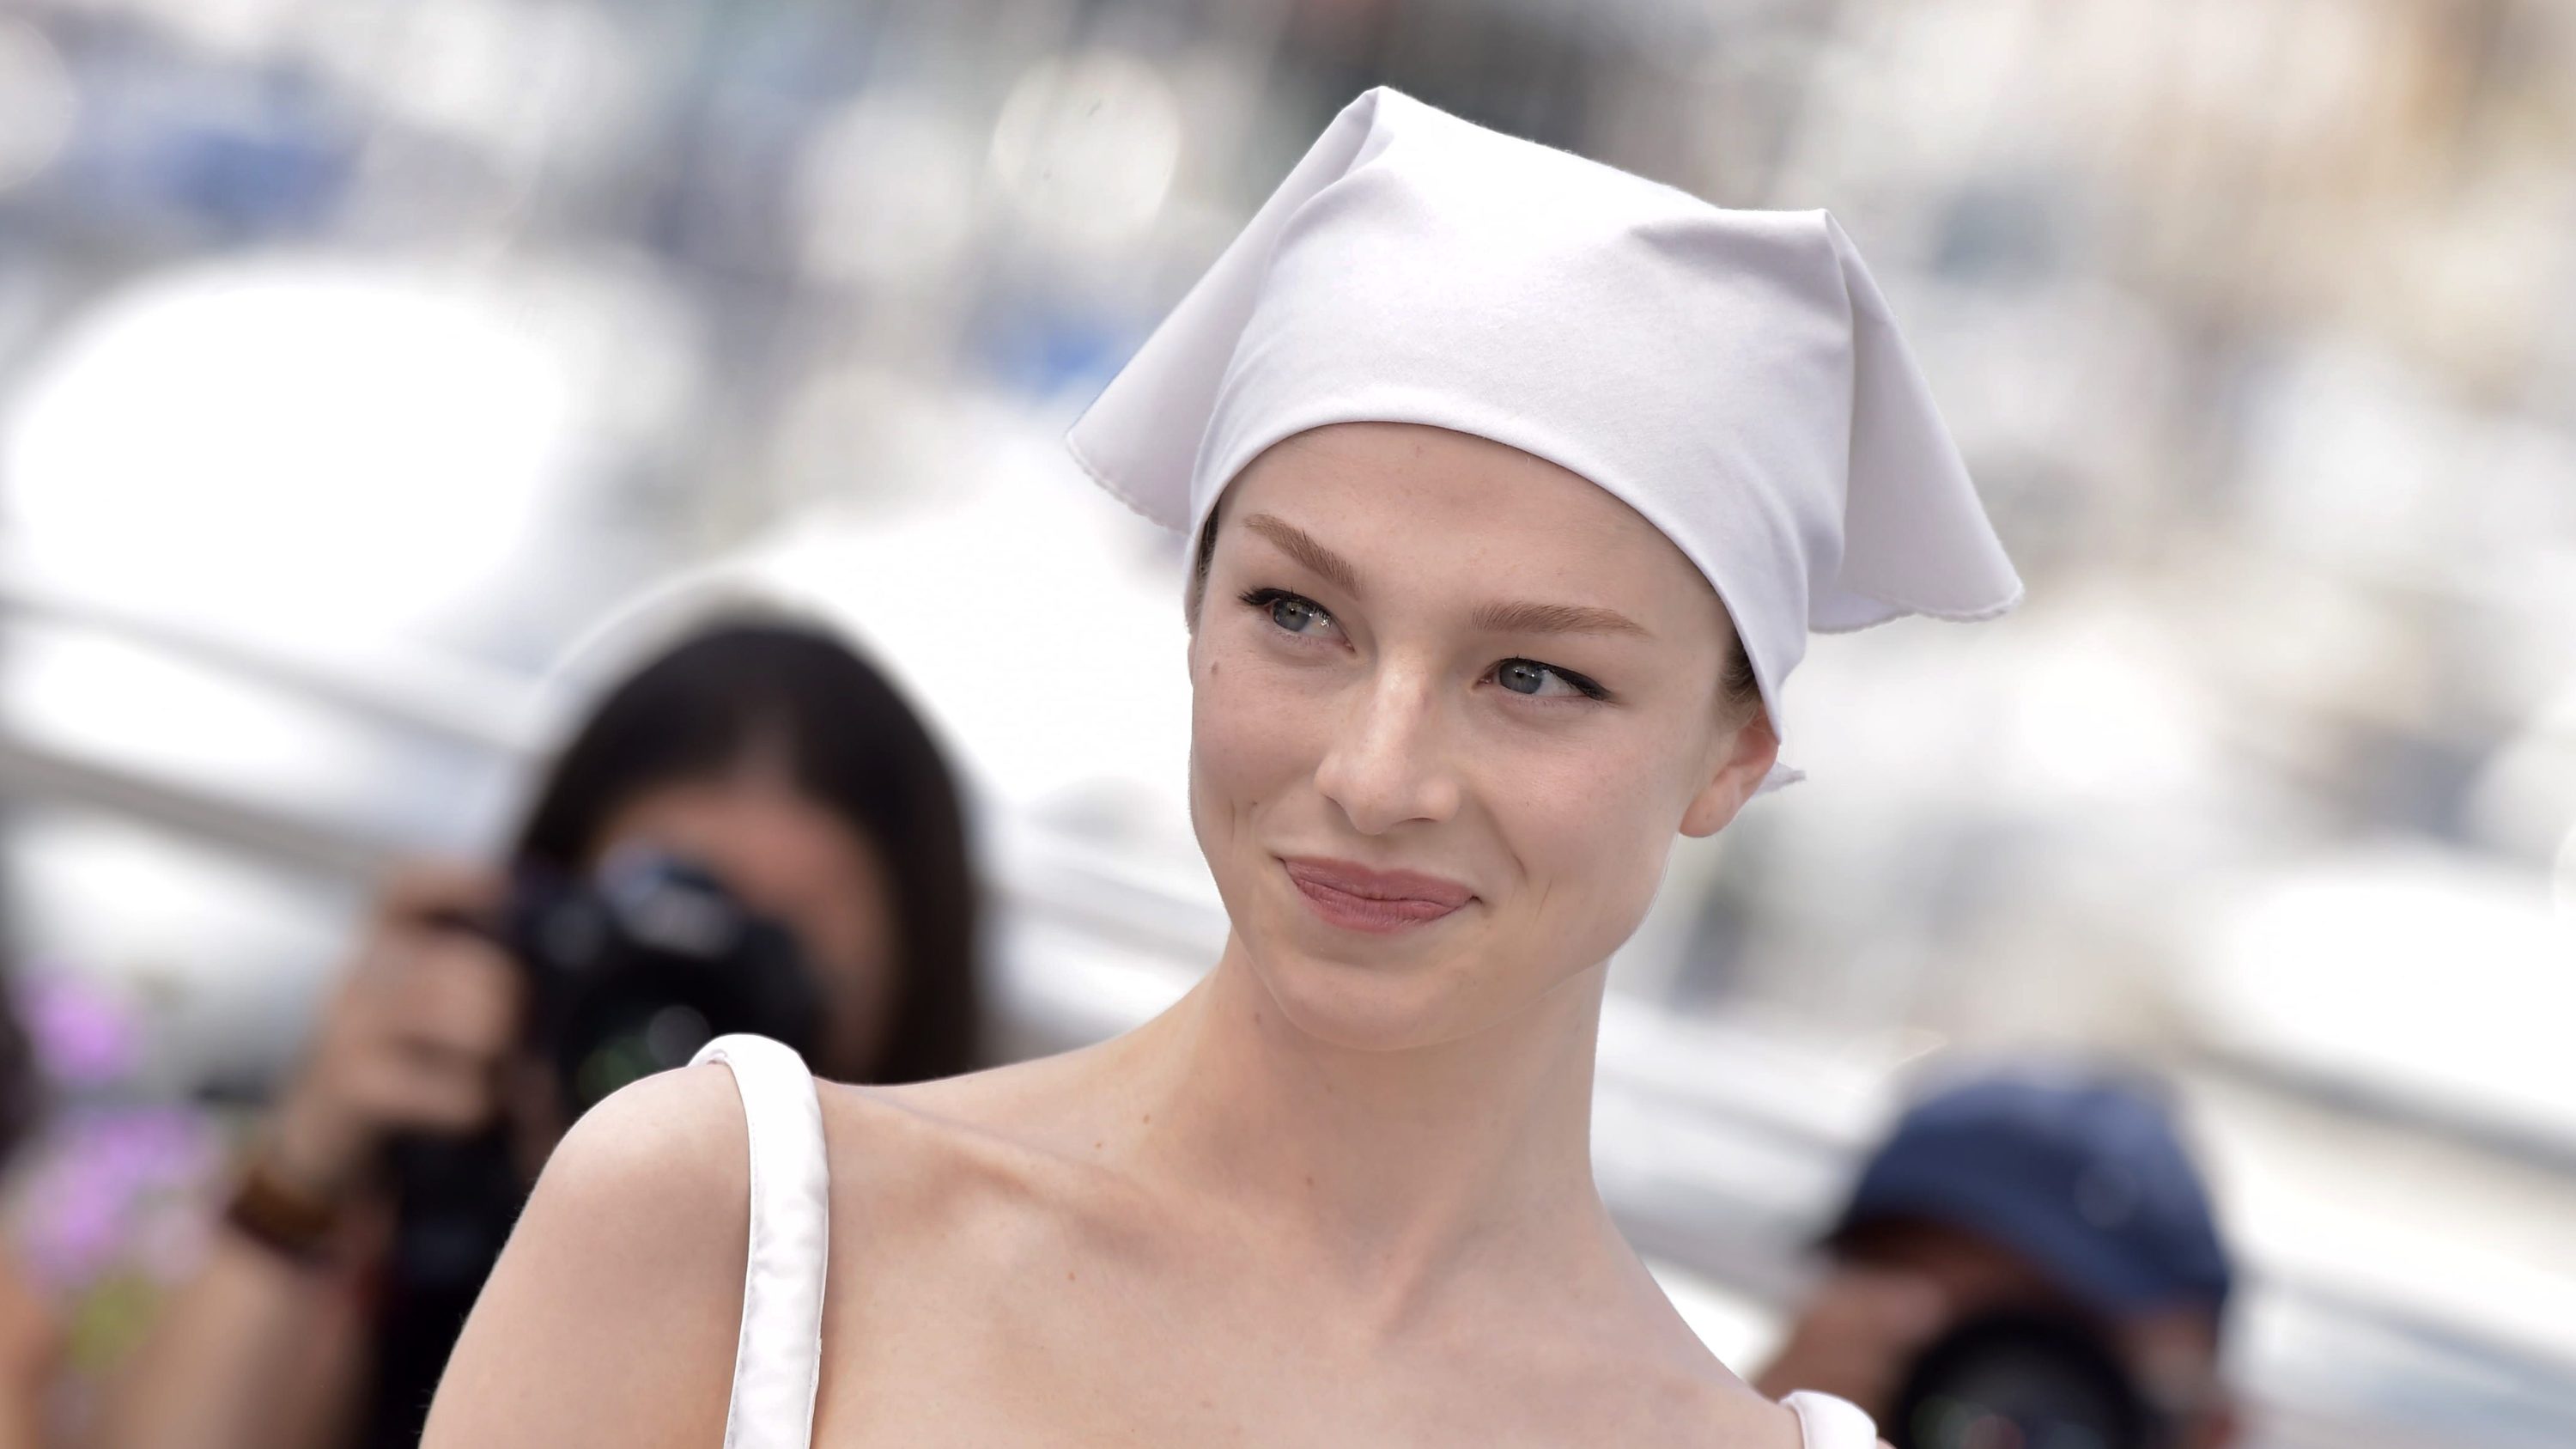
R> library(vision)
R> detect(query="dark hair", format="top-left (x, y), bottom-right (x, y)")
top-left (1719, 635), bottom-right (1760, 715)
top-left (512, 617), bottom-right (981, 1083)
top-left (1183, 507), bottom-right (1223, 630)
top-left (363, 621), bottom-right (982, 1448)
top-left (1186, 508), bottom-right (1765, 718)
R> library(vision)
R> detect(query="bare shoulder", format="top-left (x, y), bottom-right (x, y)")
top-left (533, 1059), bottom-right (754, 1222)
top-left (815, 1048), bottom-right (1128, 1197)
top-left (805, 1052), bottom-right (1160, 1325)
top-left (811, 1055), bottom-right (1115, 1231)
top-left (490, 1060), bottom-right (756, 1295)
top-left (422, 1064), bottom-right (752, 1449)
top-left (1583, 1343), bottom-right (1808, 1449)
top-left (1529, 1273), bottom-right (1815, 1449)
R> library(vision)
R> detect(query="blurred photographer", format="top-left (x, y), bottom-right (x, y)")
top-left (92, 618), bottom-right (981, 1449)
top-left (1756, 1069), bottom-right (2241, 1449)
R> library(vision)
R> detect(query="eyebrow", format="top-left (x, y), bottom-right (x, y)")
top-left (1238, 511), bottom-right (1649, 640)
top-left (1242, 513), bottom-right (1364, 596)
top-left (1470, 600), bottom-right (1650, 639)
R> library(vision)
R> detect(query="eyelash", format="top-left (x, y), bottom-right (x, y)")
top-left (1235, 587), bottom-right (1612, 703)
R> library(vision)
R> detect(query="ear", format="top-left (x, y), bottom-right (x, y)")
top-left (1679, 709), bottom-right (1779, 838)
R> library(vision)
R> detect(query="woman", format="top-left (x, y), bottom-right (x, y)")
top-left (93, 617), bottom-right (980, 1449)
top-left (425, 89), bottom-right (2018, 1447)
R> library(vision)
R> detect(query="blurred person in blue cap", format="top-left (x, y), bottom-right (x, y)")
top-left (1756, 1068), bottom-right (2241, 1449)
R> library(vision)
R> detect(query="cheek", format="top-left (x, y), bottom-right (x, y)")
top-left (732, 830), bottom-right (902, 1063)
top-left (1488, 743), bottom-right (1683, 953)
top-left (787, 878), bottom-right (903, 1069)
top-left (1187, 638), bottom-right (1325, 836)
top-left (799, 889), bottom-right (896, 994)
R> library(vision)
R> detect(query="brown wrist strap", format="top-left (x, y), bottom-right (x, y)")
top-left (223, 1154), bottom-right (346, 1266)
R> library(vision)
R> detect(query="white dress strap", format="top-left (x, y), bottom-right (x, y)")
top-left (692, 1033), bottom-right (830, 1449)
top-left (1783, 1391), bottom-right (1878, 1447)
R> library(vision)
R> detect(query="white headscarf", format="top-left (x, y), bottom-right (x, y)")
top-left (1067, 87), bottom-right (2020, 788)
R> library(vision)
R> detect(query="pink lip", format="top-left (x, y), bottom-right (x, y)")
top-left (1280, 856), bottom-right (1474, 935)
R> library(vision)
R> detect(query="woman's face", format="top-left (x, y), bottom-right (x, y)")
top-left (1187, 422), bottom-right (1777, 1051)
top-left (590, 771), bottom-right (901, 1078)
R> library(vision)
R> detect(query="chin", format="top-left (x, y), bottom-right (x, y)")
top-left (1249, 943), bottom-right (1480, 1051)
top-left (1236, 885), bottom-right (1535, 1051)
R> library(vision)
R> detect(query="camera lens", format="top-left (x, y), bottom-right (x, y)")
top-left (568, 1003), bottom-right (715, 1109)
top-left (506, 849), bottom-right (826, 1115)
top-left (1893, 1310), bottom-right (2160, 1449)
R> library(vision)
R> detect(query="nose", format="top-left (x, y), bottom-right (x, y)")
top-left (1313, 661), bottom-right (1462, 835)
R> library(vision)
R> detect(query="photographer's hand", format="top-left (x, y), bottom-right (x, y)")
top-left (261, 861), bottom-right (525, 1209)
top-left (86, 862), bottom-right (525, 1449)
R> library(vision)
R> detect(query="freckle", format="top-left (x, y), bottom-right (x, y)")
top-left (1303, 1175), bottom-right (1314, 1188)
top-left (1066, 1270), bottom-right (1076, 1281)
top-left (1141, 1112), bottom-right (1152, 1124)
top-left (1092, 1139), bottom-right (1104, 1150)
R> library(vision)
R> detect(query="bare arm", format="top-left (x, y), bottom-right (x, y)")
top-left (80, 1230), bottom-right (369, 1449)
top-left (421, 1064), bottom-right (750, 1449)
top-left (0, 1244), bottom-right (62, 1449)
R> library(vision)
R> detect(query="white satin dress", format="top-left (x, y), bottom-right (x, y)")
top-left (691, 1034), bottom-right (1878, 1449)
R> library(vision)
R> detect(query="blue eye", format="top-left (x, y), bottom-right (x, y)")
top-left (1493, 659), bottom-right (1607, 701)
top-left (1233, 590), bottom-right (1607, 701)
top-left (1239, 588), bottom-right (1338, 638)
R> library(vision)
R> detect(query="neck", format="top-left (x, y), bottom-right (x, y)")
top-left (1108, 935), bottom-right (1619, 1295)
